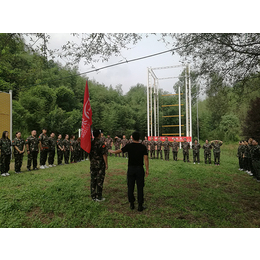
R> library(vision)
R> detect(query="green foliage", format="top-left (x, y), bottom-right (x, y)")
top-left (219, 114), bottom-right (240, 142)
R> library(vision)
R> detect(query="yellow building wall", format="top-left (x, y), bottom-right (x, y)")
top-left (0, 92), bottom-right (11, 136)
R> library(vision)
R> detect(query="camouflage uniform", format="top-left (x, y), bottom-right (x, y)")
top-left (237, 144), bottom-right (245, 170)
top-left (25, 135), bottom-right (39, 170)
top-left (0, 138), bottom-right (11, 174)
top-left (148, 140), bottom-right (155, 159)
top-left (89, 138), bottom-right (106, 200)
top-left (142, 139), bottom-right (148, 152)
top-left (248, 144), bottom-right (254, 174)
top-left (39, 133), bottom-right (49, 166)
top-left (251, 145), bottom-right (260, 181)
top-left (156, 140), bottom-right (163, 160)
top-left (211, 141), bottom-right (223, 165)
top-left (202, 143), bottom-right (212, 164)
top-left (62, 139), bottom-right (71, 164)
top-left (75, 139), bottom-right (81, 162)
top-left (121, 138), bottom-right (128, 158)
top-left (48, 137), bottom-right (56, 165)
top-left (192, 143), bottom-right (201, 163)
top-left (163, 140), bottom-right (170, 161)
top-left (243, 144), bottom-right (250, 172)
top-left (56, 138), bottom-right (64, 165)
top-left (172, 141), bottom-right (179, 161)
top-left (12, 137), bottom-right (25, 172)
top-left (105, 137), bottom-right (113, 156)
top-left (182, 142), bottom-right (190, 162)
top-left (114, 137), bottom-right (121, 157)
top-left (70, 139), bottom-right (76, 163)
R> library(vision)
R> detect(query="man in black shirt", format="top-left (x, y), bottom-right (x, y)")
top-left (109, 131), bottom-right (149, 211)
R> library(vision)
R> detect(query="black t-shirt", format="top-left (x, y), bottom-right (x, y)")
top-left (121, 142), bottom-right (148, 166)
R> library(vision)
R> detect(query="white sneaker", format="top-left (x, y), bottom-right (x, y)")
top-left (5, 172), bottom-right (10, 176)
top-left (44, 165), bottom-right (49, 168)
top-left (96, 198), bottom-right (106, 202)
top-left (194, 162), bottom-right (196, 164)
top-left (48, 165), bottom-right (52, 168)
top-left (1, 173), bottom-right (6, 177)
top-left (40, 165), bottom-right (45, 169)
top-left (52, 164), bottom-right (56, 167)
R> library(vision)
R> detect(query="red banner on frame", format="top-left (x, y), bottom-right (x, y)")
top-left (148, 136), bottom-right (192, 142)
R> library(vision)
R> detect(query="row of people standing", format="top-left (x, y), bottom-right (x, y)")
top-left (0, 129), bottom-right (88, 177)
top-left (142, 137), bottom-right (223, 165)
top-left (237, 138), bottom-right (260, 182)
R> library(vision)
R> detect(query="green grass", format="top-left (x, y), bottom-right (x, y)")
top-left (1, 144), bottom-right (260, 228)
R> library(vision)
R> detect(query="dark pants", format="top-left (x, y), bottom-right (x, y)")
top-left (164, 150), bottom-right (169, 161)
top-left (238, 157), bottom-right (244, 169)
top-left (64, 150), bottom-right (70, 164)
top-left (48, 150), bottom-right (55, 165)
top-left (91, 167), bottom-right (106, 200)
top-left (157, 150), bottom-right (162, 159)
top-left (214, 152), bottom-right (220, 164)
top-left (14, 153), bottom-right (23, 172)
top-left (70, 150), bottom-right (75, 163)
top-left (122, 152), bottom-right (128, 158)
top-left (1, 153), bottom-right (11, 174)
top-left (204, 152), bottom-right (211, 164)
top-left (40, 149), bottom-right (48, 166)
top-left (244, 157), bottom-right (249, 171)
top-left (150, 150), bottom-right (155, 159)
top-left (249, 158), bottom-right (254, 174)
top-left (27, 151), bottom-right (38, 169)
top-left (57, 150), bottom-right (63, 165)
top-left (183, 151), bottom-right (189, 162)
top-left (193, 151), bottom-right (200, 163)
top-left (127, 165), bottom-right (145, 205)
top-left (173, 151), bottom-right (178, 161)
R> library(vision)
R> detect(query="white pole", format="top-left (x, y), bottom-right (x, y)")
top-left (147, 68), bottom-right (150, 137)
top-left (150, 81), bottom-right (153, 137)
top-left (178, 85), bottom-right (181, 149)
top-left (153, 81), bottom-right (156, 137)
top-left (188, 64), bottom-right (192, 145)
top-left (157, 79), bottom-right (159, 137)
top-left (185, 67), bottom-right (188, 137)
top-left (79, 128), bottom-right (81, 138)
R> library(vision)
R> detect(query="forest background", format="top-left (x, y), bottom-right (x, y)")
top-left (1, 33), bottom-right (260, 142)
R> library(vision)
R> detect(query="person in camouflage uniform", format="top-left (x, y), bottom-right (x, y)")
top-left (63, 134), bottom-right (70, 164)
top-left (39, 128), bottom-right (49, 169)
top-left (163, 137), bottom-right (171, 161)
top-left (48, 133), bottom-right (56, 167)
top-left (75, 137), bottom-right (81, 162)
top-left (237, 141), bottom-right (245, 171)
top-left (202, 140), bottom-right (212, 164)
top-left (105, 134), bottom-right (113, 157)
top-left (192, 139), bottom-right (201, 164)
top-left (114, 136), bottom-right (121, 157)
top-left (12, 131), bottom-right (25, 173)
top-left (211, 140), bottom-right (223, 165)
top-left (155, 137), bottom-right (163, 160)
top-left (172, 138), bottom-right (179, 161)
top-left (142, 136), bottom-right (149, 153)
top-left (121, 135), bottom-right (128, 158)
top-left (182, 138), bottom-right (190, 162)
top-left (149, 137), bottom-right (155, 159)
top-left (248, 138), bottom-right (254, 176)
top-left (56, 134), bottom-right (64, 165)
top-left (25, 130), bottom-right (39, 171)
top-left (0, 131), bottom-right (12, 177)
top-left (89, 129), bottom-right (108, 201)
top-left (243, 141), bottom-right (251, 175)
top-left (70, 135), bottom-right (76, 163)
top-left (251, 139), bottom-right (260, 182)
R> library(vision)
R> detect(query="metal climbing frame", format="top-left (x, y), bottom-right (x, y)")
top-left (147, 64), bottom-right (192, 145)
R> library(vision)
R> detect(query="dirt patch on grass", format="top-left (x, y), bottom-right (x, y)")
top-left (44, 179), bottom-right (53, 182)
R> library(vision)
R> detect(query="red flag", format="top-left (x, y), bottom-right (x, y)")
top-left (81, 81), bottom-right (92, 153)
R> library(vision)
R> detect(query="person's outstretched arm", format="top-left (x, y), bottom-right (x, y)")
top-left (103, 154), bottom-right (108, 170)
top-left (108, 149), bottom-right (122, 154)
top-left (144, 155), bottom-right (149, 177)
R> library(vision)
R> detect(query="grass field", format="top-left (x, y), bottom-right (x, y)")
top-left (1, 144), bottom-right (260, 228)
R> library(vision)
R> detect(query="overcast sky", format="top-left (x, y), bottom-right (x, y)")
top-left (46, 33), bottom-right (185, 94)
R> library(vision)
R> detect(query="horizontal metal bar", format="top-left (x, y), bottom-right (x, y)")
top-left (162, 125), bottom-right (184, 127)
top-left (162, 133), bottom-right (184, 135)
top-left (162, 115), bottom-right (184, 118)
top-left (162, 104), bottom-right (183, 107)
top-left (152, 65), bottom-right (185, 70)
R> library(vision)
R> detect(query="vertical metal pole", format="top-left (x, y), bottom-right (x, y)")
top-left (147, 68), bottom-right (150, 137)
top-left (153, 80), bottom-right (156, 137)
top-left (178, 85), bottom-right (181, 149)
top-left (150, 80), bottom-right (153, 137)
top-left (188, 63), bottom-right (192, 145)
top-left (79, 128), bottom-right (81, 138)
top-left (157, 80), bottom-right (159, 137)
top-left (185, 67), bottom-right (188, 137)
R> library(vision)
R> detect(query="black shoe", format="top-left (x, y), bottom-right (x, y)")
top-left (130, 202), bottom-right (135, 210)
top-left (138, 204), bottom-right (146, 212)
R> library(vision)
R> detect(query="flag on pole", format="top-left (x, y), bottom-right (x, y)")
top-left (81, 81), bottom-right (92, 153)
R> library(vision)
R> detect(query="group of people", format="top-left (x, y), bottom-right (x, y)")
top-left (237, 138), bottom-right (260, 182)
top-left (0, 129), bottom-right (88, 177)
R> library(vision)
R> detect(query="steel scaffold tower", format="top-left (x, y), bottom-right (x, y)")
top-left (147, 64), bottom-right (192, 145)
